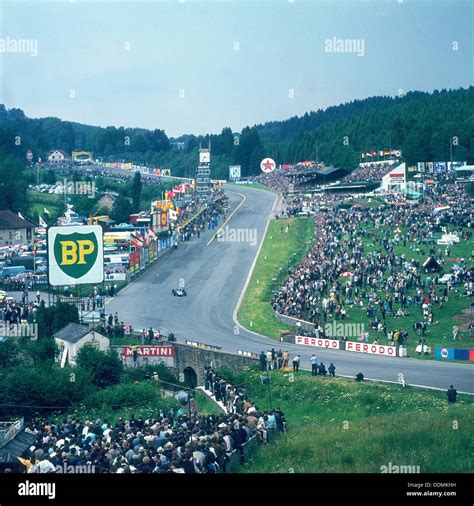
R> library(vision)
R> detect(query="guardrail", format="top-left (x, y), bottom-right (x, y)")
top-left (274, 311), bottom-right (316, 332)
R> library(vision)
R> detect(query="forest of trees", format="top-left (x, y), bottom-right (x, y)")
top-left (0, 86), bottom-right (473, 184)
top-left (259, 88), bottom-right (474, 171)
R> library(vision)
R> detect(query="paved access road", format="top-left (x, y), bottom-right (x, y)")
top-left (107, 185), bottom-right (474, 393)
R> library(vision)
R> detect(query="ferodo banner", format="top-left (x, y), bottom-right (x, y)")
top-left (48, 225), bottom-right (104, 286)
top-left (295, 336), bottom-right (340, 349)
top-left (345, 341), bottom-right (397, 357)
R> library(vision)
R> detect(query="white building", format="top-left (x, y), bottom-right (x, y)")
top-left (381, 163), bottom-right (407, 193)
top-left (47, 149), bottom-right (70, 164)
top-left (53, 322), bottom-right (110, 367)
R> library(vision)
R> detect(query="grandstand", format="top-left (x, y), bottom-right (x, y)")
top-left (257, 164), bottom-right (346, 192)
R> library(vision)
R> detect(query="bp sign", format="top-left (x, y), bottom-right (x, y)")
top-left (48, 225), bottom-right (104, 286)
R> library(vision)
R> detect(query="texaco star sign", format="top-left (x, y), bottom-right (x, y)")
top-left (260, 157), bottom-right (276, 173)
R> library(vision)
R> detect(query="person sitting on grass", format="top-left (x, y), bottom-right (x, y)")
top-left (318, 362), bottom-right (327, 376)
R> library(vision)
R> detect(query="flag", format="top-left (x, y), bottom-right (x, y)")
top-left (39, 216), bottom-right (48, 228)
top-left (169, 209), bottom-right (178, 221)
top-left (18, 212), bottom-right (25, 220)
top-left (130, 232), bottom-right (144, 248)
top-left (132, 231), bottom-right (146, 247)
top-left (33, 242), bottom-right (37, 257)
top-left (137, 231), bottom-right (146, 246)
top-left (17, 457), bottom-right (32, 472)
top-left (148, 225), bottom-right (157, 240)
top-left (43, 207), bottom-right (50, 215)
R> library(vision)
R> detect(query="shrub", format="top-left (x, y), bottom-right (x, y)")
top-left (76, 344), bottom-right (123, 388)
top-left (81, 382), bottom-right (159, 411)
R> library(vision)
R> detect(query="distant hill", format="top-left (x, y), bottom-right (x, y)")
top-left (1, 86), bottom-right (472, 179)
top-left (256, 87), bottom-right (474, 172)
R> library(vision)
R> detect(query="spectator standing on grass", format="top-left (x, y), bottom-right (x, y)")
top-left (447, 385), bottom-right (457, 404)
top-left (266, 349), bottom-right (272, 371)
top-left (259, 351), bottom-right (266, 371)
top-left (277, 349), bottom-right (283, 369)
top-left (292, 355), bottom-right (300, 373)
top-left (452, 326), bottom-right (460, 341)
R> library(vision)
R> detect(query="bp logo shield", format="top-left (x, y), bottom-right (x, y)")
top-left (53, 231), bottom-right (98, 278)
top-left (48, 225), bottom-right (104, 286)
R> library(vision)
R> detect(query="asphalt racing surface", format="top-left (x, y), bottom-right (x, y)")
top-left (107, 185), bottom-right (474, 393)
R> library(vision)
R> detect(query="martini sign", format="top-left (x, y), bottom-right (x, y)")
top-left (48, 225), bottom-right (104, 286)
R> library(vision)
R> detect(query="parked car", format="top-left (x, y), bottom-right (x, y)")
top-left (0, 266), bottom-right (29, 280)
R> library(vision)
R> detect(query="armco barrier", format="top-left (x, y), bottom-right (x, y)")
top-left (197, 387), bottom-right (278, 473)
top-left (275, 312), bottom-right (316, 332)
top-left (225, 428), bottom-right (277, 473)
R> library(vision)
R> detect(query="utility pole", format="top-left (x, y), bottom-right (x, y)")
top-left (266, 370), bottom-right (272, 410)
top-left (450, 134), bottom-right (454, 181)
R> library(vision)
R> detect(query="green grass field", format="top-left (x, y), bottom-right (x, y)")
top-left (336, 222), bottom-right (474, 358)
top-left (234, 368), bottom-right (474, 473)
top-left (339, 197), bottom-right (386, 209)
top-left (29, 190), bottom-right (64, 220)
top-left (237, 217), bottom-right (315, 338)
top-left (194, 391), bottom-right (225, 416)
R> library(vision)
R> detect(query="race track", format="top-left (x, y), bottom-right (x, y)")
top-left (107, 185), bottom-right (474, 393)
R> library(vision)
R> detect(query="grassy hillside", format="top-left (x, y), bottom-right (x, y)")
top-left (232, 368), bottom-right (473, 473)
top-left (237, 217), bottom-right (314, 337)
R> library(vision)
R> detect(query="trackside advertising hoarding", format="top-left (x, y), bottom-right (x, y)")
top-left (295, 336), bottom-right (397, 357)
top-left (345, 341), bottom-right (397, 357)
top-left (48, 225), bottom-right (104, 286)
top-left (123, 346), bottom-right (176, 357)
top-left (295, 336), bottom-right (340, 349)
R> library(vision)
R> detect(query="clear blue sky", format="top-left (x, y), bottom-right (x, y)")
top-left (0, 0), bottom-right (472, 137)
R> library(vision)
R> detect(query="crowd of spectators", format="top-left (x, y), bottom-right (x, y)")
top-left (256, 164), bottom-right (324, 192)
top-left (272, 182), bottom-right (474, 348)
top-left (343, 162), bottom-right (396, 182)
top-left (0, 290), bottom-right (43, 325)
top-left (19, 369), bottom-right (286, 474)
top-left (174, 189), bottom-right (228, 243)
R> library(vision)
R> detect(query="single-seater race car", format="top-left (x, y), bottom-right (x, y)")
top-left (172, 288), bottom-right (187, 297)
